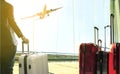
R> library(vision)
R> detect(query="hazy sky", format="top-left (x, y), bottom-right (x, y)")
top-left (7, 0), bottom-right (110, 53)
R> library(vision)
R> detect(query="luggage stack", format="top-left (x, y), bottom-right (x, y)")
top-left (79, 43), bottom-right (120, 74)
top-left (19, 42), bottom-right (48, 74)
top-left (79, 39), bottom-right (107, 74)
top-left (79, 26), bottom-right (120, 74)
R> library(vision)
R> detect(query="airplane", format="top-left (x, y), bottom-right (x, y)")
top-left (21, 4), bottom-right (62, 19)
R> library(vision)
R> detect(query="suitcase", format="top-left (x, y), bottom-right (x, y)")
top-left (96, 25), bottom-right (110, 74)
top-left (19, 42), bottom-right (48, 74)
top-left (108, 43), bottom-right (120, 74)
top-left (79, 43), bottom-right (98, 74)
top-left (78, 26), bottom-right (99, 74)
top-left (95, 39), bottom-right (107, 74)
top-left (96, 39), bottom-right (103, 74)
top-left (96, 49), bottom-right (109, 74)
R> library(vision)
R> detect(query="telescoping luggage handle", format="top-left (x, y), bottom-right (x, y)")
top-left (22, 41), bottom-right (29, 54)
top-left (94, 26), bottom-right (99, 45)
top-left (98, 39), bottom-right (102, 51)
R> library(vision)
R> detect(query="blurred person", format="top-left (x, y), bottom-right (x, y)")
top-left (1, 0), bottom-right (29, 74)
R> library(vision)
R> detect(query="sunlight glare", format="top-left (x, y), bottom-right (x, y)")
top-left (6, 0), bottom-right (63, 52)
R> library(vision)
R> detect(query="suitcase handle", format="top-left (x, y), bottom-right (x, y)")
top-left (94, 26), bottom-right (99, 30)
top-left (22, 41), bottom-right (29, 54)
top-left (104, 25), bottom-right (110, 51)
top-left (98, 39), bottom-right (102, 51)
top-left (94, 26), bottom-right (99, 45)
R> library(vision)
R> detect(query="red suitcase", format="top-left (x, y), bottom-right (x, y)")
top-left (108, 43), bottom-right (120, 74)
top-left (79, 43), bottom-right (98, 74)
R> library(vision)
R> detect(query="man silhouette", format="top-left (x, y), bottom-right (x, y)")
top-left (1, 0), bottom-right (29, 74)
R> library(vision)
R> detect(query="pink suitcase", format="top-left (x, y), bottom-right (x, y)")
top-left (108, 43), bottom-right (120, 74)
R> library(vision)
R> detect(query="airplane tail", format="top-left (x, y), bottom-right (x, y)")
top-left (43, 4), bottom-right (47, 15)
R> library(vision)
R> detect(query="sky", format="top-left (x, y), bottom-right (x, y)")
top-left (6, 0), bottom-right (110, 54)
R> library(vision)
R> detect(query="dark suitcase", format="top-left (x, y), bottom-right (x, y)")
top-left (96, 25), bottom-right (110, 74)
top-left (108, 43), bottom-right (120, 74)
top-left (96, 39), bottom-right (109, 74)
top-left (79, 43), bottom-right (98, 74)
top-left (96, 49), bottom-right (109, 74)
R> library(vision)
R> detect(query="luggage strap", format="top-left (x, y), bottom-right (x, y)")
top-left (24, 55), bottom-right (28, 74)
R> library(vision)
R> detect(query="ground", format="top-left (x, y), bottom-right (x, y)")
top-left (13, 61), bottom-right (79, 74)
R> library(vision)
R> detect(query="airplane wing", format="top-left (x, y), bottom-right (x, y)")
top-left (21, 12), bottom-right (42, 19)
top-left (46, 7), bottom-right (62, 14)
top-left (21, 14), bottom-right (38, 19)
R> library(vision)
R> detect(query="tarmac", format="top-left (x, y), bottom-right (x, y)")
top-left (13, 61), bottom-right (79, 74)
